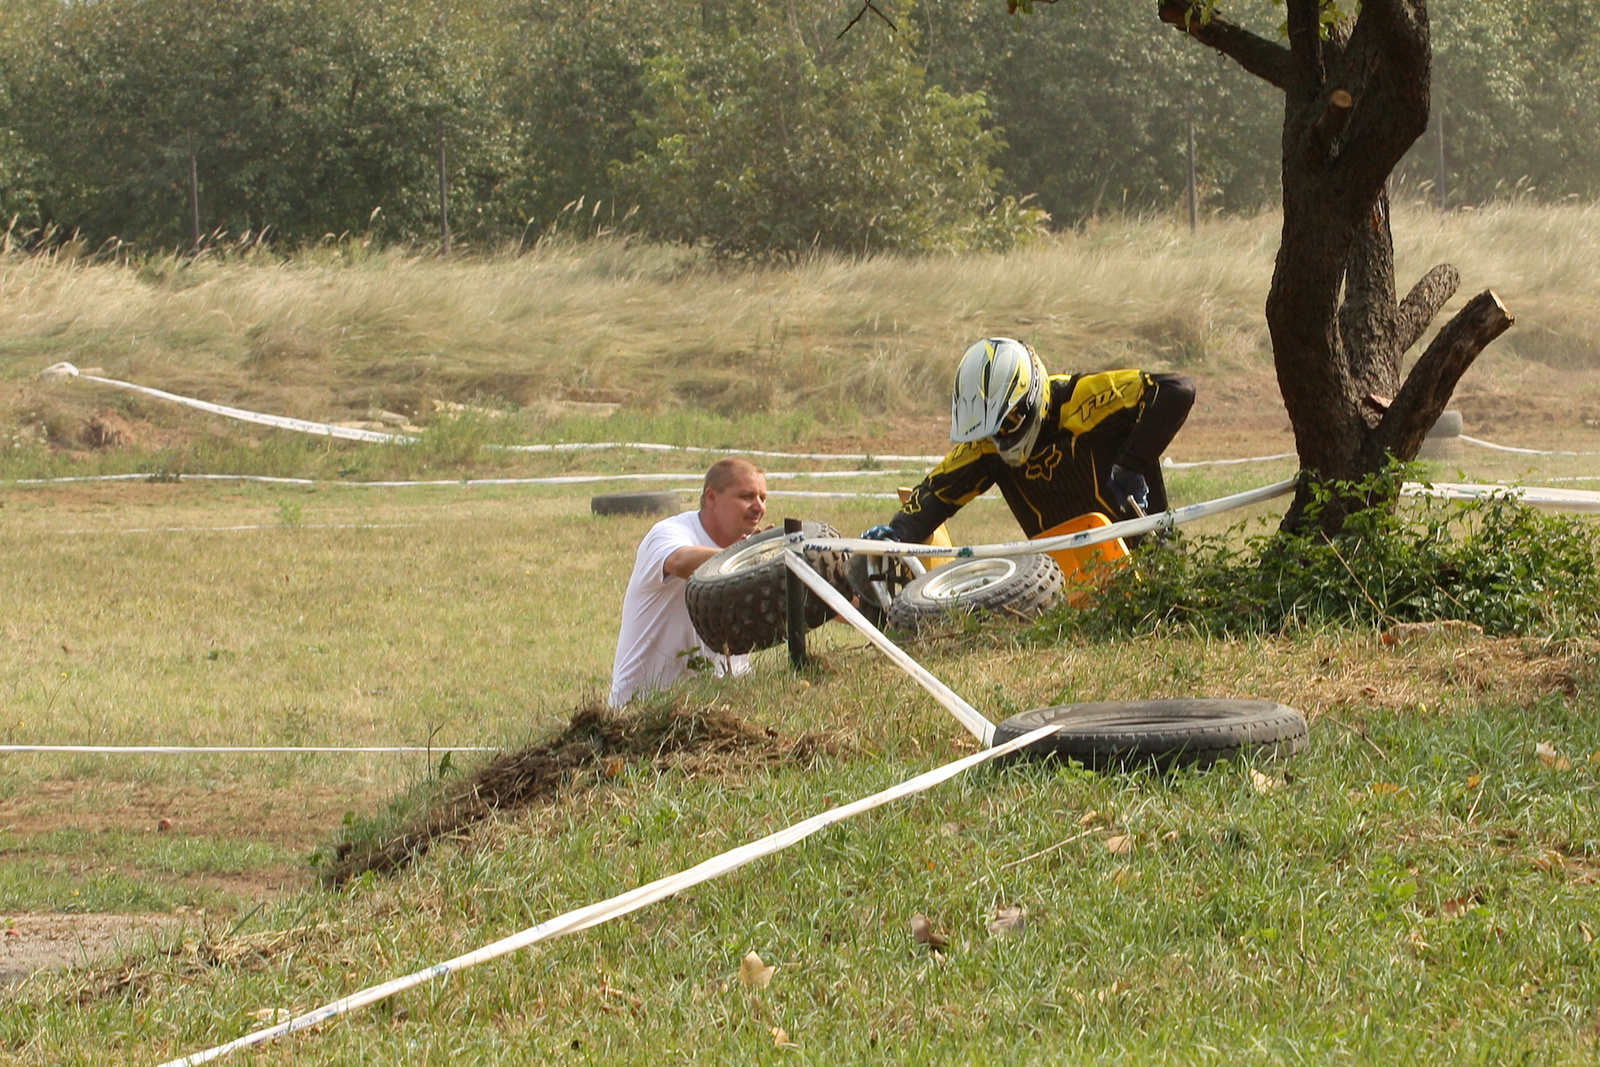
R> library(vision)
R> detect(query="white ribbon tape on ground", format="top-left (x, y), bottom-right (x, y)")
top-left (42, 362), bottom-right (944, 461)
top-left (1460, 434), bottom-right (1600, 458)
top-left (1163, 451), bottom-right (1297, 469)
top-left (12, 470), bottom-right (920, 489)
top-left (39, 362), bottom-right (1600, 468)
top-left (502, 441), bottom-right (947, 463)
top-left (40, 363), bottom-right (413, 443)
top-left (785, 550), bottom-right (995, 745)
top-left (0, 745), bottom-right (491, 755)
top-left (158, 721), bottom-right (1058, 1067)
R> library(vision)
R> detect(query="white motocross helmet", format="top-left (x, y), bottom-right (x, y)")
top-left (949, 337), bottom-right (1047, 466)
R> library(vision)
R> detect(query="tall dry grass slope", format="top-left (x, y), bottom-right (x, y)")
top-left (3, 200), bottom-right (1598, 474)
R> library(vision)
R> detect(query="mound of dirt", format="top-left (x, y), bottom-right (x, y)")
top-left (322, 698), bottom-right (849, 886)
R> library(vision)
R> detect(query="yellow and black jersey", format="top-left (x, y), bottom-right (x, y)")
top-left (887, 370), bottom-right (1195, 543)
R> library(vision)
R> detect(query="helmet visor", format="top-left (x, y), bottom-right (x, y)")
top-left (992, 392), bottom-right (1037, 453)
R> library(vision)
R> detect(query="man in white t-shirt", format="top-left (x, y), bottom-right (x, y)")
top-left (609, 457), bottom-right (769, 707)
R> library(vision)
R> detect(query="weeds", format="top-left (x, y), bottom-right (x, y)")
top-left (1039, 468), bottom-right (1600, 643)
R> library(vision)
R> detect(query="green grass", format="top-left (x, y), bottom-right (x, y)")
top-left (6, 684), bottom-right (1598, 1063)
top-left (0, 462), bottom-right (1595, 1061)
top-left (0, 211), bottom-right (1598, 1061)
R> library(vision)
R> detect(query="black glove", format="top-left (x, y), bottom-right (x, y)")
top-left (1107, 464), bottom-right (1149, 516)
top-left (861, 524), bottom-right (896, 541)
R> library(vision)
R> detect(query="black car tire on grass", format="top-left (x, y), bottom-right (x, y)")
top-left (993, 698), bottom-right (1308, 768)
top-left (686, 523), bottom-right (850, 655)
top-left (885, 553), bottom-right (1064, 631)
top-left (591, 491), bottom-right (682, 517)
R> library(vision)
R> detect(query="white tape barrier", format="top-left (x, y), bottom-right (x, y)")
top-left (783, 550), bottom-right (995, 745)
top-left (503, 441), bottom-right (947, 463)
top-left (0, 745), bottom-right (492, 754)
top-left (1163, 451), bottom-right (1297, 469)
top-left (11, 469), bottom-right (920, 489)
top-left (159, 721), bottom-right (1058, 1067)
top-left (41, 362), bottom-right (945, 461)
top-left (1460, 435), bottom-right (1600, 458)
top-left (51, 523), bottom-right (419, 536)
top-left (810, 477), bottom-right (1301, 560)
top-left (1402, 481), bottom-right (1600, 513)
top-left (40, 361), bottom-right (1600, 466)
top-left (40, 363), bottom-right (411, 444)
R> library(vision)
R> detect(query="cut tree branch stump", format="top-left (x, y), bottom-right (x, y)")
top-left (1306, 89), bottom-right (1354, 164)
top-left (1366, 289), bottom-right (1514, 465)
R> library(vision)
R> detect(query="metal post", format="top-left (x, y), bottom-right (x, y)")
top-left (188, 132), bottom-right (201, 256)
top-left (784, 518), bottom-right (807, 669)
top-left (1435, 105), bottom-right (1447, 214)
top-left (437, 121), bottom-right (451, 256)
top-left (1185, 105), bottom-right (1198, 233)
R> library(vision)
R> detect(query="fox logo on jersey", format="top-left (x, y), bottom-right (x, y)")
top-left (1022, 444), bottom-right (1063, 481)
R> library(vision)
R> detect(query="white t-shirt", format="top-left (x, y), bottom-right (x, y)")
top-left (609, 510), bottom-right (750, 707)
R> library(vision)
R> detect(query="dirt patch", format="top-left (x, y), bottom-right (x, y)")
top-left (323, 697), bottom-right (851, 886)
top-left (66, 919), bottom-right (345, 1005)
top-left (1266, 634), bottom-right (1596, 720)
top-left (0, 782), bottom-right (387, 852)
top-left (0, 913), bottom-right (180, 984)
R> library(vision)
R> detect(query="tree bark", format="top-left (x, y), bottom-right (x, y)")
top-left (1159, 0), bottom-right (1511, 534)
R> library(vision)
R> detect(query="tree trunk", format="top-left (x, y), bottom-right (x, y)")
top-left (1157, 0), bottom-right (1513, 533)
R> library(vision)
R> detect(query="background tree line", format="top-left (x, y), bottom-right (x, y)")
top-left (1, 0), bottom-right (1597, 257)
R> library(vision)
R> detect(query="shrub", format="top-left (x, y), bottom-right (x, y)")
top-left (613, 33), bottom-right (1046, 258)
top-left (1036, 468), bottom-right (1600, 642)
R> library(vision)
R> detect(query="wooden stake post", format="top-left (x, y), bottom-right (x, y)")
top-left (784, 518), bottom-right (808, 669)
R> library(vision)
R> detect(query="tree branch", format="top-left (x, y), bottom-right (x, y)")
top-left (1285, 0), bottom-right (1325, 90)
top-left (1393, 263), bottom-right (1460, 354)
top-left (1364, 289), bottom-right (1513, 465)
top-left (837, 0), bottom-right (897, 39)
top-left (1156, 2), bottom-right (1293, 90)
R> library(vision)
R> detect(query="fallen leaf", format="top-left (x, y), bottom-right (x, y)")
top-left (1466, 774), bottom-right (1484, 788)
top-left (1532, 850), bottom-right (1565, 872)
top-left (987, 905), bottom-right (1026, 937)
top-left (157, 818), bottom-right (173, 832)
top-left (771, 1026), bottom-right (795, 1048)
top-left (1534, 742), bottom-right (1571, 770)
top-left (739, 951), bottom-right (776, 989)
top-left (1360, 685), bottom-right (1381, 698)
top-left (1440, 896), bottom-right (1472, 920)
top-left (1580, 921), bottom-right (1593, 945)
top-left (1590, 751), bottom-right (1600, 766)
top-left (1076, 809), bottom-right (1101, 827)
top-left (910, 914), bottom-right (948, 951)
top-left (1370, 782), bottom-right (1400, 796)
top-left (598, 979), bottom-right (643, 1011)
top-left (1250, 769), bottom-right (1282, 795)
top-left (603, 758), bottom-right (626, 779)
top-left (1104, 834), bottom-right (1132, 854)
top-left (249, 1008), bottom-right (293, 1025)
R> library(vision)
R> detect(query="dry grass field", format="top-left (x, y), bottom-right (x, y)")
top-left (0, 204), bottom-right (1597, 1063)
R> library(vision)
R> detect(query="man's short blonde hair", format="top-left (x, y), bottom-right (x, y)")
top-left (702, 457), bottom-right (765, 504)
